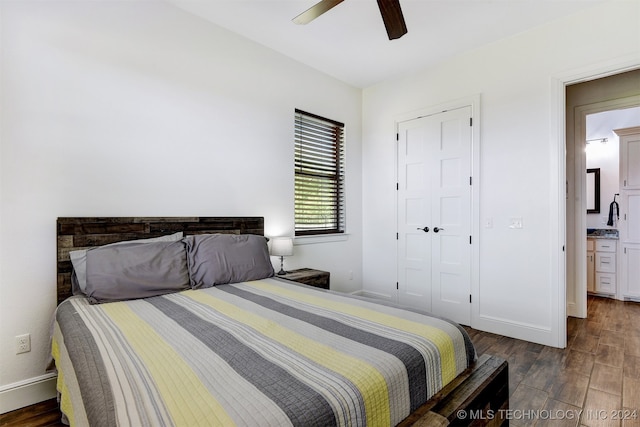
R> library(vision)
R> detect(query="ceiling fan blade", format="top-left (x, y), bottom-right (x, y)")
top-left (377, 0), bottom-right (407, 40)
top-left (293, 0), bottom-right (345, 25)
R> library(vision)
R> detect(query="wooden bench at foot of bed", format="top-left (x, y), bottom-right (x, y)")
top-left (400, 354), bottom-right (509, 427)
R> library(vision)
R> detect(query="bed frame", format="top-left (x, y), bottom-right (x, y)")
top-left (55, 216), bottom-right (509, 426)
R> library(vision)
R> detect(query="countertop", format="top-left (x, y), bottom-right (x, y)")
top-left (587, 229), bottom-right (618, 239)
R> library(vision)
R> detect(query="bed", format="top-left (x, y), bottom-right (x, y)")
top-left (53, 217), bottom-right (508, 426)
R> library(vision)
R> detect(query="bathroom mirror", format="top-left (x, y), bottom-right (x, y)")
top-left (586, 168), bottom-right (600, 213)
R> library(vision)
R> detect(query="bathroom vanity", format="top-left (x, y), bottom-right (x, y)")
top-left (587, 229), bottom-right (618, 297)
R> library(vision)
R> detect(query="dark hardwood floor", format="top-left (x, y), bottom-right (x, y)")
top-left (465, 295), bottom-right (640, 427)
top-left (0, 398), bottom-right (64, 427)
top-left (2, 295), bottom-right (639, 427)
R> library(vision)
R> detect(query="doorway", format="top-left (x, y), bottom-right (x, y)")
top-left (565, 69), bottom-right (640, 319)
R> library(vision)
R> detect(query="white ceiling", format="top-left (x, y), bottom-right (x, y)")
top-left (166, 0), bottom-right (608, 88)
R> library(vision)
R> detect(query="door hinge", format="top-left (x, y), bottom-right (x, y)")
top-left (469, 176), bottom-right (472, 185)
top-left (469, 294), bottom-right (472, 303)
top-left (469, 236), bottom-right (472, 244)
top-left (396, 133), bottom-right (399, 141)
top-left (396, 182), bottom-right (399, 190)
top-left (396, 232), bottom-right (399, 240)
top-left (396, 282), bottom-right (399, 290)
top-left (469, 117), bottom-right (473, 126)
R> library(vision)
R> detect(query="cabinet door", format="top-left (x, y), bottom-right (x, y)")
top-left (587, 252), bottom-right (595, 292)
top-left (619, 127), bottom-right (640, 190)
top-left (621, 191), bottom-right (640, 244)
top-left (622, 246), bottom-right (640, 298)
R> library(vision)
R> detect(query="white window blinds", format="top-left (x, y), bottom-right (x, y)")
top-left (294, 109), bottom-right (345, 236)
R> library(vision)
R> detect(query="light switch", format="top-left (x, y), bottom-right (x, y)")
top-left (509, 217), bottom-right (523, 229)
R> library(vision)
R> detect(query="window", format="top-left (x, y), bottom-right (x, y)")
top-left (294, 109), bottom-right (345, 236)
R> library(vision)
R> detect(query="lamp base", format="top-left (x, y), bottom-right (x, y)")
top-left (276, 256), bottom-right (287, 275)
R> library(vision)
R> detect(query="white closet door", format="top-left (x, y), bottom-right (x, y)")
top-left (397, 107), bottom-right (472, 325)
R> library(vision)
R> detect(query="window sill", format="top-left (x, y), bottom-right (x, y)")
top-left (294, 234), bottom-right (349, 245)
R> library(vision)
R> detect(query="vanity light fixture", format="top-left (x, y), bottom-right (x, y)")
top-left (586, 137), bottom-right (608, 145)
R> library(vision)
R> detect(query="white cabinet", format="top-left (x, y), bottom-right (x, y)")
top-left (591, 239), bottom-right (617, 296)
top-left (615, 127), bottom-right (640, 300)
top-left (622, 246), bottom-right (640, 298)
top-left (618, 126), bottom-right (640, 190)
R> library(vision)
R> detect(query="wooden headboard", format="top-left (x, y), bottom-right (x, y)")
top-left (56, 216), bottom-right (265, 305)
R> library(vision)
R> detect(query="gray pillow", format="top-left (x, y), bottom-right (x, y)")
top-left (85, 240), bottom-right (190, 304)
top-left (69, 232), bottom-right (183, 295)
top-left (183, 234), bottom-right (274, 289)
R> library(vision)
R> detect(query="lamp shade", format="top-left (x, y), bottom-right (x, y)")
top-left (270, 237), bottom-right (293, 257)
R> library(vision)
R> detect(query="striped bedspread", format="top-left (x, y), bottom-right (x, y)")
top-left (52, 278), bottom-right (476, 427)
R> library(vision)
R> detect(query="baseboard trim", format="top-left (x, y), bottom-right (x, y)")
top-left (0, 373), bottom-right (57, 414)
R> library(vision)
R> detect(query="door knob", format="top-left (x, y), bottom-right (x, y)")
top-left (434, 227), bottom-right (445, 233)
top-left (417, 226), bottom-right (429, 232)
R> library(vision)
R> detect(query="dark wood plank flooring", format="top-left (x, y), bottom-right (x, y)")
top-left (2, 295), bottom-right (639, 427)
top-left (0, 398), bottom-right (64, 427)
top-left (465, 295), bottom-right (640, 427)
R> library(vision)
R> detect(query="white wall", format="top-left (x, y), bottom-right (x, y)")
top-left (0, 1), bottom-right (362, 407)
top-left (361, 0), bottom-right (639, 346)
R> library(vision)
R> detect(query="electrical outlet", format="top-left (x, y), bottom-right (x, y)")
top-left (16, 334), bottom-right (31, 354)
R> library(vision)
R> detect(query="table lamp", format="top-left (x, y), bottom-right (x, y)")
top-left (270, 237), bottom-right (293, 275)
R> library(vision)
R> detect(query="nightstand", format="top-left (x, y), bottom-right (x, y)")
top-left (278, 268), bottom-right (330, 290)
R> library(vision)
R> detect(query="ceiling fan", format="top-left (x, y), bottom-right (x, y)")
top-left (293, 0), bottom-right (408, 40)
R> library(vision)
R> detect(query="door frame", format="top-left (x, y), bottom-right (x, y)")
top-left (394, 94), bottom-right (480, 325)
top-left (551, 55), bottom-right (639, 347)
top-left (571, 97), bottom-right (640, 316)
